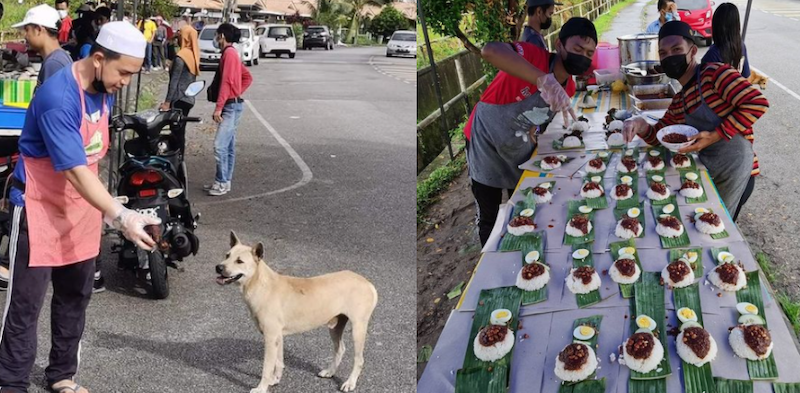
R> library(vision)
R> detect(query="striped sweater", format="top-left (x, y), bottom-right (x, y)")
top-left (642, 62), bottom-right (769, 176)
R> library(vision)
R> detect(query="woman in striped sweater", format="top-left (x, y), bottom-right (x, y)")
top-left (623, 21), bottom-right (768, 221)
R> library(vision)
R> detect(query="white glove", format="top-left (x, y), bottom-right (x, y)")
top-left (104, 201), bottom-right (161, 251)
top-left (622, 116), bottom-right (650, 143)
top-left (537, 73), bottom-right (572, 114)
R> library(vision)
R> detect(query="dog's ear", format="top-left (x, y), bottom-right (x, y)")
top-left (253, 242), bottom-right (265, 260)
top-left (230, 231), bottom-right (241, 247)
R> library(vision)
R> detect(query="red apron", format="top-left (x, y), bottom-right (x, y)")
top-left (22, 64), bottom-right (109, 267)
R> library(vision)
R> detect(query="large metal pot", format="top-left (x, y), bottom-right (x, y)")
top-left (617, 34), bottom-right (659, 65)
top-left (623, 61), bottom-right (668, 86)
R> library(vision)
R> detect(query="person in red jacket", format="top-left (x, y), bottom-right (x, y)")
top-left (204, 23), bottom-right (252, 196)
top-left (55, 0), bottom-right (72, 44)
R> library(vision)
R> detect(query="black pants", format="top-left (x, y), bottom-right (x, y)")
top-left (153, 44), bottom-right (166, 68)
top-left (733, 175), bottom-right (756, 222)
top-left (471, 179), bottom-right (514, 246)
top-left (171, 101), bottom-right (194, 154)
top-left (0, 205), bottom-right (94, 392)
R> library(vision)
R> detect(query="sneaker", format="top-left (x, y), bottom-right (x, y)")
top-left (0, 265), bottom-right (8, 291)
top-left (208, 182), bottom-right (229, 196)
top-left (93, 271), bottom-right (106, 293)
top-left (203, 181), bottom-right (222, 191)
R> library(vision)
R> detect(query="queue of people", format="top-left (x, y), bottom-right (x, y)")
top-left (464, 1), bottom-right (767, 247)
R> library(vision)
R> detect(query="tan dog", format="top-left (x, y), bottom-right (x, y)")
top-left (748, 70), bottom-right (769, 90)
top-left (216, 232), bottom-right (378, 393)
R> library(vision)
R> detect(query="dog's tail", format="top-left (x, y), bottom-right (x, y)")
top-left (368, 282), bottom-right (378, 313)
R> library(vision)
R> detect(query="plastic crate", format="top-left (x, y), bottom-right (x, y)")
top-left (0, 107), bottom-right (27, 130)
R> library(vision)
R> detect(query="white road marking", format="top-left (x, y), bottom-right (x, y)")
top-left (751, 66), bottom-right (800, 102)
top-left (368, 56), bottom-right (416, 85)
top-left (197, 101), bottom-right (313, 206)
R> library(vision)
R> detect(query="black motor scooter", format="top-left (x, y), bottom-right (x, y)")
top-left (111, 81), bottom-right (205, 299)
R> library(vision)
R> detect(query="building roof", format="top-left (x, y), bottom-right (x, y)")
top-left (360, 1), bottom-right (417, 20)
top-left (174, 0), bottom-right (225, 11)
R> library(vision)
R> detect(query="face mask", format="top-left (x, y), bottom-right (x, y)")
top-left (92, 61), bottom-right (108, 94)
top-left (561, 45), bottom-right (593, 75)
top-left (665, 12), bottom-right (675, 22)
top-left (58, 10), bottom-right (68, 19)
top-left (661, 53), bottom-right (690, 79)
top-left (541, 16), bottom-right (553, 30)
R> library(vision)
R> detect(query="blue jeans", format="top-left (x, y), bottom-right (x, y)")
top-left (145, 43), bottom-right (153, 70)
top-left (214, 102), bottom-right (244, 183)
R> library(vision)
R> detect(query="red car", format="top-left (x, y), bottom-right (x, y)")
top-left (676, 0), bottom-right (714, 45)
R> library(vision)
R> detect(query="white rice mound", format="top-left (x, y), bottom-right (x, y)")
top-left (507, 223), bottom-right (536, 236)
top-left (680, 186), bottom-right (704, 199)
top-left (473, 328), bottom-right (515, 362)
top-left (554, 344), bottom-right (598, 382)
top-left (580, 185), bottom-right (604, 199)
top-left (609, 259), bottom-right (641, 284)
top-left (729, 326), bottom-right (773, 360)
top-left (615, 219), bottom-right (643, 239)
top-left (622, 334), bottom-right (664, 373)
top-left (563, 136), bottom-right (583, 148)
top-left (676, 329), bottom-right (718, 366)
top-left (661, 263), bottom-right (695, 288)
top-left (534, 191), bottom-right (553, 204)
top-left (610, 186), bottom-right (633, 200)
top-left (566, 220), bottom-right (593, 237)
top-left (566, 268), bottom-right (601, 294)
top-left (607, 132), bottom-right (625, 147)
top-left (646, 186), bottom-right (671, 201)
top-left (541, 159), bottom-right (562, 170)
top-left (607, 120), bottom-right (624, 132)
top-left (571, 121), bottom-right (590, 133)
top-left (516, 264), bottom-right (551, 291)
top-left (708, 264), bottom-right (746, 292)
top-left (696, 218), bottom-right (725, 235)
top-left (586, 161), bottom-right (607, 173)
top-left (643, 159), bottom-right (665, 171)
top-left (672, 156), bottom-right (691, 169)
top-left (656, 220), bottom-right (684, 238)
top-left (616, 161), bottom-right (637, 173)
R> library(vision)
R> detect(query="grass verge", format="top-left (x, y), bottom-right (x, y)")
top-left (593, 0), bottom-right (639, 37)
top-left (417, 153), bottom-right (466, 224)
top-left (756, 252), bottom-right (800, 336)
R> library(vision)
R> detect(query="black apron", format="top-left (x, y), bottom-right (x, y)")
top-left (682, 66), bottom-right (754, 212)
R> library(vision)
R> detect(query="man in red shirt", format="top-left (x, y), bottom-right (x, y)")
top-left (55, 0), bottom-right (72, 44)
top-left (465, 17), bottom-right (596, 245)
top-left (204, 23), bottom-right (252, 196)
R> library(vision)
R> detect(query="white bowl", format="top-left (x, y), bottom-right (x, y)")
top-left (657, 125), bottom-right (699, 152)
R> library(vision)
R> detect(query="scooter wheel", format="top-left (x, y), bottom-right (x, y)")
top-left (149, 252), bottom-right (169, 299)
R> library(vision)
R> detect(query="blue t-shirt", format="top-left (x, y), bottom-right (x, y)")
top-left (702, 42), bottom-right (750, 78)
top-left (36, 49), bottom-right (72, 90)
top-left (79, 44), bottom-right (92, 59)
top-left (11, 66), bottom-right (114, 207)
top-left (521, 26), bottom-right (547, 50)
top-left (645, 19), bottom-right (664, 34)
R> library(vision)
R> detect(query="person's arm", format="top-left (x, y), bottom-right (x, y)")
top-left (215, 49), bottom-right (237, 113)
top-left (710, 64), bottom-right (769, 140)
top-left (741, 44), bottom-right (751, 78)
top-left (241, 64), bottom-right (253, 92)
top-left (629, 96), bottom-right (686, 145)
top-left (164, 57), bottom-right (185, 104)
top-left (480, 42), bottom-right (547, 86)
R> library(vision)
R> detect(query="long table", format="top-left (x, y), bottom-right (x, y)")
top-left (418, 94), bottom-right (800, 392)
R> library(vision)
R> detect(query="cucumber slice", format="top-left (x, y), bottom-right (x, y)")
top-left (738, 314), bottom-right (766, 325)
top-left (680, 321), bottom-right (703, 331)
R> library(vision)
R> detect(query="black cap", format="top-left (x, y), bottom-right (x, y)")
top-left (527, 0), bottom-right (563, 7)
top-left (558, 17), bottom-right (597, 45)
top-left (658, 20), bottom-right (695, 42)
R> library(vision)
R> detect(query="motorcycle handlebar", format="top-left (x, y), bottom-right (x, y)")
top-left (185, 117), bottom-right (202, 123)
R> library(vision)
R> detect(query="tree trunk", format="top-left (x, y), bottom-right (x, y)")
top-left (345, 10), bottom-right (360, 43)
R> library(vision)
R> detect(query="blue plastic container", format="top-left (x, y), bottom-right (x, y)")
top-left (0, 106), bottom-right (27, 130)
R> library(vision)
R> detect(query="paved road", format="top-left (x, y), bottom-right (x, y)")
top-left (0, 47), bottom-right (416, 392)
top-left (368, 55), bottom-right (417, 87)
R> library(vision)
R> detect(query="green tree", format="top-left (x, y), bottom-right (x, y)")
top-left (368, 5), bottom-right (409, 39)
top-left (420, 0), bottom-right (526, 55)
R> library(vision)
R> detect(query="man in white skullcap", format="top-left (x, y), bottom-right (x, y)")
top-left (0, 22), bottom-right (160, 393)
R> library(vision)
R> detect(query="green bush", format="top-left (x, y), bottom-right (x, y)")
top-left (368, 6), bottom-right (409, 39)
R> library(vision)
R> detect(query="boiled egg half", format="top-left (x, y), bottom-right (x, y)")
top-left (573, 325), bottom-right (596, 341)
top-left (490, 309), bottom-right (513, 325)
top-left (737, 302), bottom-right (759, 316)
top-left (677, 307), bottom-right (698, 323)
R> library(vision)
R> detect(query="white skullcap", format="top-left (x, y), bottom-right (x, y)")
top-left (96, 21), bottom-right (147, 59)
